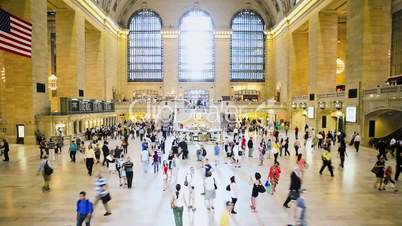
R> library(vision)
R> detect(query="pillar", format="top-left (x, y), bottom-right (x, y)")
top-left (85, 27), bottom-right (105, 99)
top-left (308, 12), bottom-right (338, 94)
top-left (290, 30), bottom-right (309, 97)
top-left (56, 10), bottom-right (85, 98)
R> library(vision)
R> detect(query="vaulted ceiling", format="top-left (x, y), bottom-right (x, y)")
top-left (90, 0), bottom-right (300, 29)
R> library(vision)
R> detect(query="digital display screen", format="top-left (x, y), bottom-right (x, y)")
top-left (307, 106), bottom-right (314, 119)
top-left (346, 106), bottom-right (357, 122)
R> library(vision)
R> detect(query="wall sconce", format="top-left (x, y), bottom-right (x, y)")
top-left (291, 102), bottom-right (297, 109)
top-left (300, 102), bottom-right (307, 109)
top-left (334, 100), bottom-right (342, 110)
top-left (48, 74), bottom-right (57, 91)
top-left (336, 58), bottom-right (345, 74)
top-left (318, 101), bottom-right (326, 109)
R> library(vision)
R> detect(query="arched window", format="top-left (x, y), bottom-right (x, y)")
top-left (231, 9), bottom-right (265, 81)
top-left (179, 9), bottom-right (215, 82)
top-left (128, 9), bottom-right (163, 81)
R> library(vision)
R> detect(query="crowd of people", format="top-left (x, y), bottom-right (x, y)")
top-left (1, 116), bottom-right (401, 226)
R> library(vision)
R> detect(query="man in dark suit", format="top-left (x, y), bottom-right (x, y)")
top-left (283, 168), bottom-right (302, 208)
top-left (1, 139), bottom-right (10, 161)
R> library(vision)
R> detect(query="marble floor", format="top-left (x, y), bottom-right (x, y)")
top-left (0, 133), bottom-right (401, 226)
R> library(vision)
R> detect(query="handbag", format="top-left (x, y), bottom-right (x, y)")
top-left (289, 190), bottom-right (299, 200)
top-left (213, 178), bottom-right (218, 190)
top-left (101, 193), bottom-right (111, 204)
top-left (44, 161), bottom-right (53, 175)
top-left (184, 176), bottom-right (189, 187)
top-left (226, 184), bottom-right (231, 191)
top-left (257, 183), bottom-right (266, 193)
top-left (371, 166), bottom-right (380, 175)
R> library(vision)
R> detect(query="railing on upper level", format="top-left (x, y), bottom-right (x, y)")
top-left (363, 85), bottom-right (402, 97)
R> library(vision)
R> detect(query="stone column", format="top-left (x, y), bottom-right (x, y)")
top-left (56, 10), bottom-right (85, 98)
top-left (290, 31), bottom-right (309, 98)
top-left (85, 28), bottom-right (105, 99)
top-left (346, 0), bottom-right (391, 88)
top-left (162, 37), bottom-right (179, 97)
top-left (308, 12), bottom-right (338, 94)
top-left (215, 37), bottom-right (230, 99)
top-left (345, 0), bottom-right (391, 142)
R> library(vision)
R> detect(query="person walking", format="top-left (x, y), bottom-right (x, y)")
top-left (184, 166), bottom-right (196, 211)
top-left (226, 176), bottom-right (238, 214)
top-left (319, 146), bottom-right (334, 177)
top-left (372, 158), bottom-right (385, 191)
top-left (389, 138), bottom-right (397, 157)
top-left (338, 140), bottom-right (347, 168)
top-left (295, 126), bottom-right (299, 140)
top-left (283, 168), bottom-right (302, 208)
top-left (219, 201), bottom-right (233, 226)
top-left (152, 150), bottom-right (160, 174)
top-left (171, 184), bottom-right (186, 226)
top-left (204, 171), bottom-right (217, 211)
top-left (377, 139), bottom-right (388, 160)
top-left (102, 141), bottom-right (110, 167)
top-left (295, 191), bottom-right (308, 226)
top-left (250, 172), bottom-right (264, 212)
top-left (85, 145), bottom-right (95, 176)
top-left (258, 141), bottom-right (266, 166)
top-left (94, 174), bottom-right (112, 216)
top-left (247, 137), bottom-right (254, 158)
top-left (37, 155), bottom-right (53, 192)
top-left (214, 142), bottom-right (221, 166)
top-left (272, 141), bottom-right (280, 164)
top-left (1, 139), bottom-right (9, 161)
top-left (76, 191), bottom-right (93, 226)
top-left (268, 162), bottom-right (281, 195)
top-left (69, 140), bottom-right (78, 162)
top-left (284, 137), bottom-right (290, 156)
top-left (123, 157), bottom-right (134, 189)
top-left (141, 149), bottom-right (149, 174)
top-left (354, 133), bottom-right (361, 152)
top-left (294, 139), bottom-right (301, 156)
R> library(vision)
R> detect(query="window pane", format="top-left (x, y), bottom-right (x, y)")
top-left (179, 9), bottom-right (215, 81)
top-left (128, 9), bottom-right (163, 81)
top-left (231, 10), bottom-right (265, 81)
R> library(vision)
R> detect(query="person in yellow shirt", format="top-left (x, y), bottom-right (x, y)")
top-left (219, 201), bottom-right (233, 226)
top-left (319, 146), bottom-right (334, 177)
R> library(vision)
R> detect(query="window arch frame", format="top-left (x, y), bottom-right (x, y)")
top-left (230, 9), bottom-right (266, 82)
top-left (127, 9), bottom-right (164, 82)
top-left (178, 8), bottom-right (216, 82)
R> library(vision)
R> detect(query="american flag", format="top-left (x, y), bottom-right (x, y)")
top-left (0, 8), bottom-right (32, 58)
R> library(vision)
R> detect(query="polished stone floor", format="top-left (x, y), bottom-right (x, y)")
top-left (0, 133), bottom-right (401, 226)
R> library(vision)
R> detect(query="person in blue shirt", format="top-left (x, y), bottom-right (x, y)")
top-left (214, 142), bottom-right (220, 166)
top-left (69, 140), bottom-right (78, 162)
top-left (76, 191), bottom-right (93, 226)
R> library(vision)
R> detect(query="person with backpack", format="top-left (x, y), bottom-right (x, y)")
top-left (76, 191), bottom-right (93, 226)
top-left (37, 155), bottom-right (53, 192)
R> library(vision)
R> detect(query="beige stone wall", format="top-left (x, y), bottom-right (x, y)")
top-left (0, 0), bottom-right (49, 143)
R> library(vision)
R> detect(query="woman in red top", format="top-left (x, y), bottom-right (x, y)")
top-left (162, 161), bottom-right (169, 191)
top-left (268, 162), bottom-right (281, 195)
